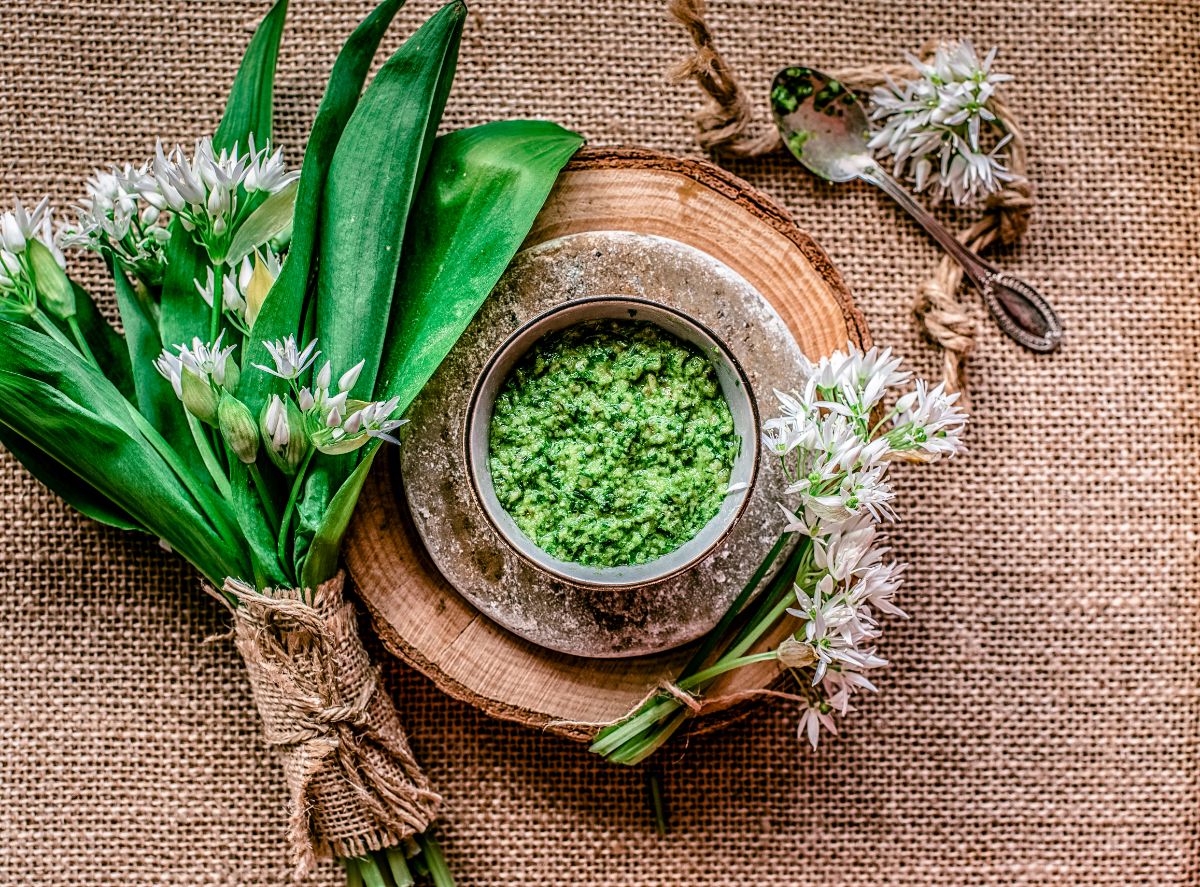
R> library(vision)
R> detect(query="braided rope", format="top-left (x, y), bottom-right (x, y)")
top-left (668, 0), bottom-right (1036, 396)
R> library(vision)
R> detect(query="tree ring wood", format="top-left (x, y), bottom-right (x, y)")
top-left (345, 148), bottom-right (868, 739)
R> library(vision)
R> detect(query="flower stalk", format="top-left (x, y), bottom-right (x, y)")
top-left (593, 346), bottom-right (967, 763)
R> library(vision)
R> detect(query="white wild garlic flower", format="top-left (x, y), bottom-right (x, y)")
top-left (867, 41), bottom-right (1015, 205)
top-left (60, 163), bottom-right (170, 283)
top-left (152, 135), bottom-right (298, 263)
top-left (766, 345), bottom-right (966, 747)
top-left (255, 335), bottom-right (321, 381)
top-left (0, 197), bottom-right (66, 317)
top-left (196, 246), bottom-right (281, 330)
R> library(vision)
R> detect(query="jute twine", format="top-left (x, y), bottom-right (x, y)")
top-left (668, 0), bottom-right (1036, 397)
top-left (220, 572), bottom-right (440, 878)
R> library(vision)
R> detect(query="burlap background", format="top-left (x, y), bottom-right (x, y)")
top-left (1, 1), bottom-right (1196, 884)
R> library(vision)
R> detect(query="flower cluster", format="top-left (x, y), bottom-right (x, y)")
top-left (59, 163), bottom-right (171, 285)
top-left (256, 336), bottom-right (405, 468)
top-left (0, 197), bottom-right (68, 318)
top-left (764, 346), bottom-right (966, 746)
top-left (62, 136), bottom-right (297, 285)
top-left (867, 41), bottom-right (1015, 205)
top-left (152, 136), bottom-right (297, 263)
top-left (155, 333), bottom-right (406, 475)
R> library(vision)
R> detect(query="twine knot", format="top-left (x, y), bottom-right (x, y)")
top-left (222, 573), bottom-right (441, 878)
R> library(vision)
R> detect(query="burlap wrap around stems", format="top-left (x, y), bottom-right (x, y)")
top-left (219, 572), bottom-right (440, 875)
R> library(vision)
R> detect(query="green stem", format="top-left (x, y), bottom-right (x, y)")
top-left (31, 309), bottom-right (76, 352)
top-left (681, 532), bottom-right (792, 677)
top-left (66, 315), bottom-right (99, 366)
top-left (276, 448), bottom-right (315, 570)
top-left (355, 854), bottom-right (389, 887)
top-left (340, 858), bottom-right (364, 887)
top-left (645, 767), bottom-right (668, 835)
top-left (248, 462), bottom-right (280, 528)
top-left (209, 265), bottom-right (222, 343)
top-left (385, 847), bottom-right (415, 887)
top-left (612, 708), bottom-right (690, 766)
top-left (186, 412), bottom-right (233, 501)
top-left (725, 538), bottom-right (811, 656)
top-left (677, 650), bottom-right (780, 691)
top-left (417, 835), bottom-right (456, 887)
top-left (589, 697), bottom-right (678, 757)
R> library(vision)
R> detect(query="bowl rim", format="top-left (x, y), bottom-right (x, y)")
top-left (463, 295), bottom-right (761, 590)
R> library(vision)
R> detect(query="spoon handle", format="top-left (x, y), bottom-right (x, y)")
top-left (861, 165), bottom-right (1063, 353)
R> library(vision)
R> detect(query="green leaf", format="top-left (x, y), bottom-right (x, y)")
top-left (0, 321), bottom-right (249, 584)
top-left (228, 461), bottom-right (288, 587)
top-left (0, 423), bottom-right (142, 532)
top-left (315, 0), bottom-right (467, 403)
top-left (109, 267), bottom-right (168, 415)
top-left (225, 179), bottom-right (298, 268)
top-left (375, 119), bottom-right (584, 409)
top-left (213, 0), bottom-right (289, 153)
top-left (241, 0), bottom-right (412, 418)
top-left (297, 1), bottom-right (465, 546)
top-left (300, 444), bottom-right (379, 589)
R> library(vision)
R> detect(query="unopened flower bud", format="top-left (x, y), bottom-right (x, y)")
top-left (244, 252), bottom-right (277, 330)
top-left (339, 360), bottom-right (365, 393)
top-left (219, 358), bottom-right (240, 394)
top-left (27, 239), bottom-right (75, 320)
top-left (217, 394), bottom-right (259, 465)
top-left (181, 367), bottom-right (219, 424)
top-left (260, 394), bottom-right (309, 475)
top-left (777, 636), bottom-right (816, 669)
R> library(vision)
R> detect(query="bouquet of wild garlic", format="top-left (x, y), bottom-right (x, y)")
top-left (591, 346), bottom-right (966, 764)
top-left (0, 0), bottom-right (581, 883)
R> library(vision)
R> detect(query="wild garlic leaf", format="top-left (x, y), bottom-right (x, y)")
top-left (213, 0), bottom-right (289, 154)
top-left (374, 119), bottom-right (584, 411)
top-left (315, 0), bottom-right (467, 404)
top-left (0, 423), bottom-right (143, 532)
top-left (240, 0), bottom-right (412, 420)
top-left (0, 321), bottom-right (249, 584)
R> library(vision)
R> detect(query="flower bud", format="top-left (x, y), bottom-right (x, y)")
top-left (776, 636), bottom-right (816, 669)
top-left (244, 252), bottom-right (276, 330)
top-left (218, 394), bottom-right (259, 465)
top-left (259, 395), bottom-right (309, 475)
top-left (219, 358), bottom-right (240, 394)
top-left (27, 239), bottom-right (76, 320)
top-left (181, 367), bottom-right (219, 425)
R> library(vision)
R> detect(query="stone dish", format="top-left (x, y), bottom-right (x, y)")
top-left (464, 295), bottom-right (761, 591)
top-left (400, 230), bottom-right (802, 657)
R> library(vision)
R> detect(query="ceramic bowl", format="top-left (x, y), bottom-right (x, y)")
top-left (464, 295), bottom-right (760, 589)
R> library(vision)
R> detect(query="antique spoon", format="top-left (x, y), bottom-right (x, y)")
top-left (770, 65), bottom-right (1062, 353)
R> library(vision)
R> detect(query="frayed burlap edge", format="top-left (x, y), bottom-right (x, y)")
top-left (218, 572), bottom-right (440, 878)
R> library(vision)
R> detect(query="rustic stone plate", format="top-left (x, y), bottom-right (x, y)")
top-left (344, 148), bottom-right (868, 738)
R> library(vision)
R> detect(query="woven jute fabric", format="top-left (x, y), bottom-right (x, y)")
top-left (224, 573), bottom-right (439, 874)
top-left (1, 1), bottom-right (1197, 885)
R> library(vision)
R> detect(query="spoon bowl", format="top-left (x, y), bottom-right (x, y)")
top-left (770, 66), bottom-right (873, 182)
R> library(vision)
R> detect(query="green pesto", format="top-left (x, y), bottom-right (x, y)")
top-left (488, 319), bottom-right (739, 567)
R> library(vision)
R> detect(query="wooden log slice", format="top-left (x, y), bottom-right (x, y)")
top-left (345, 148), bottom-right (868, 741)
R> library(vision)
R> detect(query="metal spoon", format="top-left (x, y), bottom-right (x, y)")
top-left (770, 65), bottom-right (1062, 353)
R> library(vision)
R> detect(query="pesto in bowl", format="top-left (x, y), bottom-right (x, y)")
top-left (487, 319), bottom-right (739, 568)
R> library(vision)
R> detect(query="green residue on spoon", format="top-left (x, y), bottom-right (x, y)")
top-left (770, 66), bottom-right (814, 116)
top-left (786, 129), bottom-right (811, 157)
